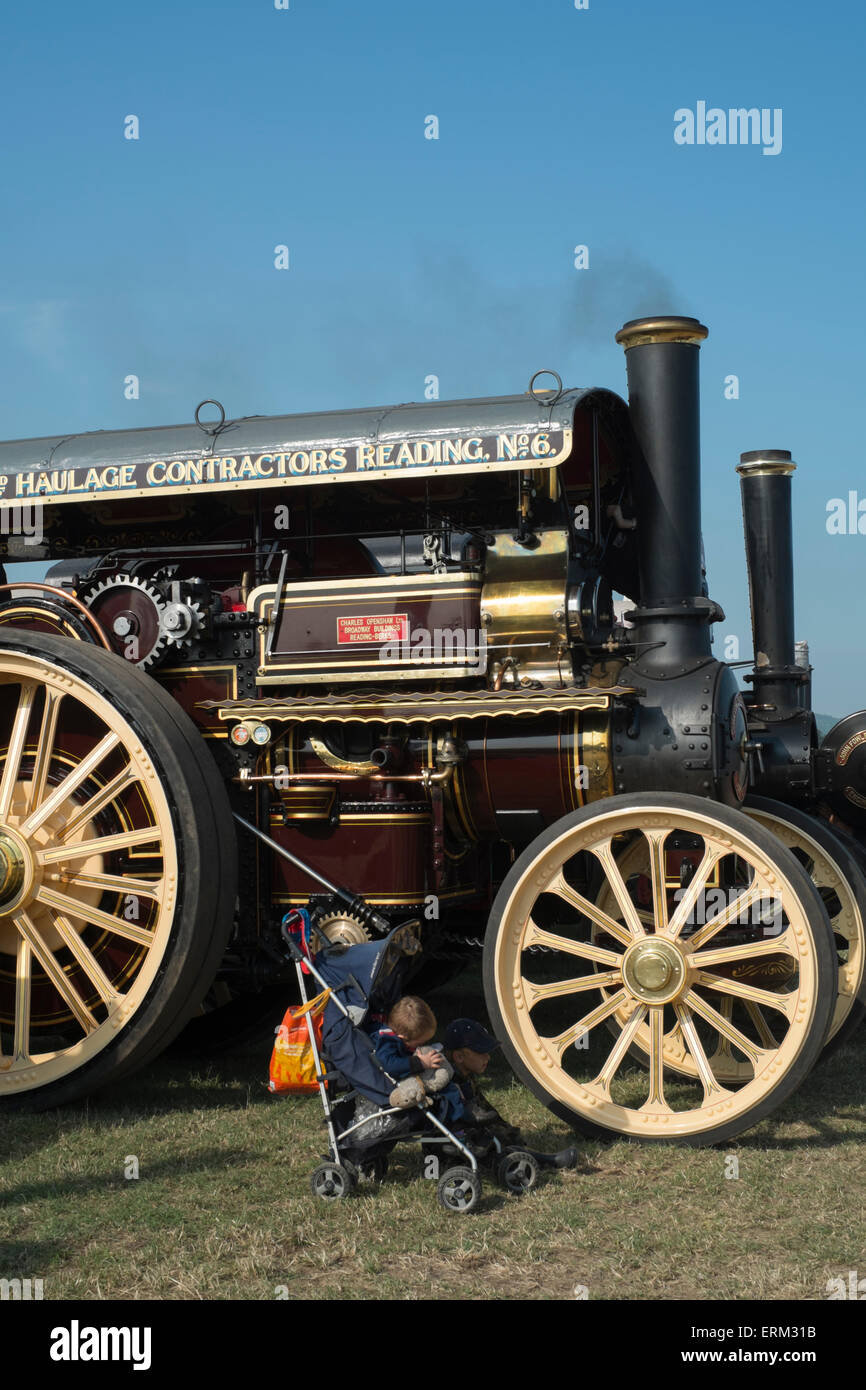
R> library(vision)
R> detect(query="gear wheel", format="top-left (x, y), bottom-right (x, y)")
top-left (160, 597), bottom-right (205, 654)
top-left (315, 913), bottom-right (371, 947)
top-left (81, 574), bottom-right (169, 669)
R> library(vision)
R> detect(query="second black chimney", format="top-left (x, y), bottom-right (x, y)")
top-left (737, 449), bottom-right (808, 713)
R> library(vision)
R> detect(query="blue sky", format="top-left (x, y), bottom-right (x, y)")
top-left (0, 0), bottom-right (863, 713)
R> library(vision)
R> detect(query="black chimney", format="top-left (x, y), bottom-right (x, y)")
top-left (615, 316), bottom-right (718, 674)
top-left (737, 450), bottom-right (808, 712)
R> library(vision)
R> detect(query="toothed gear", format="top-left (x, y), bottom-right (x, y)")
top-left (81, 574), bottom-right (169, 669)
top-left (316, 913), bottom-right (371, 947)
top-left (160, 598), bottom-right (205, 652)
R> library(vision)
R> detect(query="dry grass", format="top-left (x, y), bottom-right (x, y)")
top-left (1, 968), bottom-right (863, 1301)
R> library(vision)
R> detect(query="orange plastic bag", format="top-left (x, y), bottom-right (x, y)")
top-left (269, 988), bottom-right (330, 1094)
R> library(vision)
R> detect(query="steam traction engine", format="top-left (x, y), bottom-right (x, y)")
top-left (0, 315), bottom-right (863, 1145)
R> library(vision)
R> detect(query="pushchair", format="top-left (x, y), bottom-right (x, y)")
top-left (281, 912), bottom-right (541, 1213)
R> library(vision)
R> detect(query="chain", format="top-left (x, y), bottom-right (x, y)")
top-left (427, 930), bottom-right (554, 959)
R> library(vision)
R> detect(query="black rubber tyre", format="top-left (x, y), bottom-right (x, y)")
top-left (310, 1162), bottom-right (355, 1201)
top-left (497, 1149), bottom-right (540, 1193)
top-left (484, 792), bottom-right (838, 1147)
top-left (436, 1165), bottom-right (481, 1213)
top-left (746, 796), bottom-right (866, 1056)
top-left (0, 630), bottom-right (237, 1111)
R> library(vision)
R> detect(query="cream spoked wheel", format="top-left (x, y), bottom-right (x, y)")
top-left (483, 793), bottom-right (837, 1145)
top-left (746, 798), bottom-right (866, 1053)
top-left (588, 795), bottom-right (866, 1083)
top-left (0, 630), bottom-right (237, 1110)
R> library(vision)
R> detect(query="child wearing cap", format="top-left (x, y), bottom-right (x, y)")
top-left (444, 1017), bottom-right (580, 1170)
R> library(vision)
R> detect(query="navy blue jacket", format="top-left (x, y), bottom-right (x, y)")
top-left (371, 1027), bottom-right (425, 1080)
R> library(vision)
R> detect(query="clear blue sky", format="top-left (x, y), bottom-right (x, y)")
top-left (0, 0), bottom-right (863, 714)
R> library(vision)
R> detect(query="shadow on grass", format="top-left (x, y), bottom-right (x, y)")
top-left (0, 1065), bottom-right (293, 1166)
top-left (0, 1145), bottom-right (254, 1211)
top-left (0, 1238), bottom-right (67, 1276)
top-left (732, 1044), bottom-right (866, 1150)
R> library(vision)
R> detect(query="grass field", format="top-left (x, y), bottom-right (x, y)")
top-left (2, 967), bottom-right (864, 1302)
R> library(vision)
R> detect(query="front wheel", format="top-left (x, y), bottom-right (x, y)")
top-left (483, 793), bottom-right (837, 1146)
top-left (437, 1166), bottom-right (481, 1213)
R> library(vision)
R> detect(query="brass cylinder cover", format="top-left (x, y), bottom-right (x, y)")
top-left (480, 530), bottom-right (570, 687)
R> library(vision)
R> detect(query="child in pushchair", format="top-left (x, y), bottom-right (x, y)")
top-left (281, 912), bottom-right (545, 1213)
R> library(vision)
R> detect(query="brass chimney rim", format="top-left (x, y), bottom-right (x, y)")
top-left (615, 316), bottom-right (709, 349)
top-left (737, 449), bottom-right (797, 477)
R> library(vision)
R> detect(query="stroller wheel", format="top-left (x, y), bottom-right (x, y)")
top-left (497, 1149), bottom-right (539, 1194)
top-left (356, 1155), bottom-right (389, 1185)
top-left (310, 1162), bottom-right (355, 1201)
top-left (437, 1166), bottom-right (481, 1214)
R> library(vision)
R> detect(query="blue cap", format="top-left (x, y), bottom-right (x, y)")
top-left (443, 1018), bottom-right (500, 1054)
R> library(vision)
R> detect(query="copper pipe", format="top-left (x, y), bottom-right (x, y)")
top-left (0, 582), bottom-right (112, 651)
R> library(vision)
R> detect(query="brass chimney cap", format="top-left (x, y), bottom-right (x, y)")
top-left (615, 316), bottom-right (709, 349)
top-left (737, 449), bottom-right (797, 477)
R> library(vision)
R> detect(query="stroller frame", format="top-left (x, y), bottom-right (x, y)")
top-left (282, 918), bottom-right (499, 1212)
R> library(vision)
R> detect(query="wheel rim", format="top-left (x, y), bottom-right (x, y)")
top-left (0, 652), bottom-right (177, 1094)
top-left (502, 1154), bottom-right (536, 1189)
top-left (442, 1173), bottom-right (475, 1209)
top-left (314, 1167), bottom-right (346, 1198)
top-left (490, 801), bottom-right (831, 1140)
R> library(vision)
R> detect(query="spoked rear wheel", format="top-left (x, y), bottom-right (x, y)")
top-left (745, 797), bottom-right (866, 1054)
top-left (588, 794), bottom-right (866, 1079)
top-left (484, 793), bottom-right (837, 1146)
top-left (0, 631), bottom-right (237, 1110)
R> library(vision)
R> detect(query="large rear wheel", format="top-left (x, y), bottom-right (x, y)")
top-left (0, 630), bottom-right (237, 1109)
top-left (745, 797), bottom-right (866, 1053)
top-left (483, 793), bottom-right (837, 1146)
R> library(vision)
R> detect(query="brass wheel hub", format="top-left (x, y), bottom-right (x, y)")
top-left (0, 827), bottom-right (32, 915)
top-left (622, 937), bottom-right (687, 1004)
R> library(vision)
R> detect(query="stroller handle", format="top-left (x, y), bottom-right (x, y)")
top-left (234, 814), bottom-right (391, 934)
